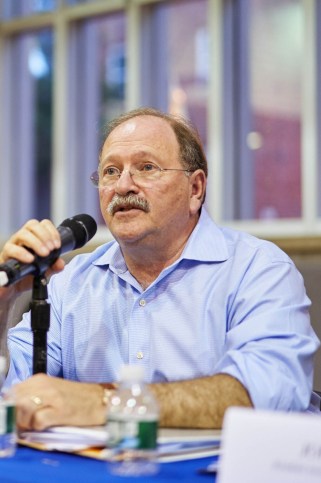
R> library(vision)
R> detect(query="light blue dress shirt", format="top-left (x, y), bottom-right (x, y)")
top-left (5, 208), bottom-right (320, 412)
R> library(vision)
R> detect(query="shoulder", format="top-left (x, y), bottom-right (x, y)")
top-left (220, 226), bottom-right (293, 265)
top-left (196, 208), bottom-right (292, 266)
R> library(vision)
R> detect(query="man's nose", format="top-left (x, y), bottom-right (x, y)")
top-left (115, 169), bottom-right (139, 194)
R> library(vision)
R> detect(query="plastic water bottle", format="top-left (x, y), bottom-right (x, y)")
top-left (106, 364), bottom-right (159, 476)
top-left (0, 356), bottom-right (16, 457)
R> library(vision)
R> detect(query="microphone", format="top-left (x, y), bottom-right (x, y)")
top-left (0, 214), bottom-right (97, 287)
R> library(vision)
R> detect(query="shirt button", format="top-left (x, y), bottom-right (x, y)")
top-left (136, 351), bottom-right (144, 359)
top-left (139, 299), bottom-right (146, 307)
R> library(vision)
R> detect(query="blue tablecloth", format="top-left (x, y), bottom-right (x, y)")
top-left (0, 446), bottom-right (217, 482)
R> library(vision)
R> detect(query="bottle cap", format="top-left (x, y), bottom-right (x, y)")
top-left (119, 364), bottom-right (144, 382)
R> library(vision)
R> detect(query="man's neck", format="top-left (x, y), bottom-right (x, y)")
top-left (120, 226), bottom-right (197, 290)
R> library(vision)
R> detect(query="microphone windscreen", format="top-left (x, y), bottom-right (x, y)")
top-left (60, 214), bottom-right (97, 249)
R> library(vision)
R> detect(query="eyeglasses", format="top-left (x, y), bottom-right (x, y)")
top-left (90, 163), bottom-right (193, 189)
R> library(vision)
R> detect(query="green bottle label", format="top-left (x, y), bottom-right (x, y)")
top-left (0, 403), bottom-right (16, 435)
top-left (108, 419), bottom-right (158, 450)
top-left (137, 421), bottom-right (158, 449)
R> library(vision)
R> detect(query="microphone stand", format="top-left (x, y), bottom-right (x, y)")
top-left (30, 274), bottom-right (50, 374)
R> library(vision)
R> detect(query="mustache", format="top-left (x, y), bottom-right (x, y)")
top-left (107, 194), bottom-right (150, 215)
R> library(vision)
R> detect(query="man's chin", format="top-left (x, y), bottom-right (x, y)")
top-left (110, 220), bottom-right (144, 240)
top-left (114, 233), bottom-right (146, 246)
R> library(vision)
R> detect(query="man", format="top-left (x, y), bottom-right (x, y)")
top-left (0, 107), bottom-right (319, 431)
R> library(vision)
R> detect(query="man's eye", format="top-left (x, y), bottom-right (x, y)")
top-left (141, 164), bottom-right (157, 172)
top-left (103, 167), bottom-right (119, 177)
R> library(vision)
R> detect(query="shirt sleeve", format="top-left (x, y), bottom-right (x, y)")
top-left (214, 255), bottom-right (320, 411)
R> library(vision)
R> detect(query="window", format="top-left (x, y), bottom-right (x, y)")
top-left (140, 0), bottom-right (208, 150)
top-left (223, 0), bottom-right (304, 221)
top-left (0, 29), bottom-right (53, 234)
top-left (66, 12), bottom-right (126, 222)
top-left (0, 0), bottom-right (319, 240)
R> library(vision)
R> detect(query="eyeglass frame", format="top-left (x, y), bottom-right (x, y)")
top-left (90, 163), bottom-right (194, 189)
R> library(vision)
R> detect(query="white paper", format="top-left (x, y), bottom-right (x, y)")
top-left (20, 425), bottom-right (108, 451)
top-left (217, 407), bottom-right (321, 483)
top-left (20, 426), bottom-right (221, 461)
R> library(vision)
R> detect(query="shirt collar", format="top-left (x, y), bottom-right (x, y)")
top-left (181, 207), bottom-right (229, 263)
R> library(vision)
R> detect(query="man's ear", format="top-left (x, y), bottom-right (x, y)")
top-left (189, 170), bottom-right (207, 215)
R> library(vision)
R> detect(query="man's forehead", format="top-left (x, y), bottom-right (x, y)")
top-left (113, 119), bottom-right (137, 136)
top-left (108, 115), bottom-right (175, 140)
top-left (100, 116), bottom-right (179, 163)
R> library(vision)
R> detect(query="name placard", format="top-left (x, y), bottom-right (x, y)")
top-left (217, 407), bottom-right (321, 483)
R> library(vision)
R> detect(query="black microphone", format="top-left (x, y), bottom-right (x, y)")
top-left (0, 214), bottom-right (97, 287)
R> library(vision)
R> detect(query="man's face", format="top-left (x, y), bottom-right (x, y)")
top-left (99, 115), bottom-right (204, 248)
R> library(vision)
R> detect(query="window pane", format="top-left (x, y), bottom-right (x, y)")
top-left (0, 0), bottom-right (56, 19)
top-left (141, 0), bottom-right (209, 152)
top-left (67, 12), bottom-right (126, 222)
top-left (224, 0), bottom-right (303, 221)
top-left (0, 29), bottom-right (53, 236)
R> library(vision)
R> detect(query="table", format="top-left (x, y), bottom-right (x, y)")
top-left (0, 446), bottom-right (218, 482)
